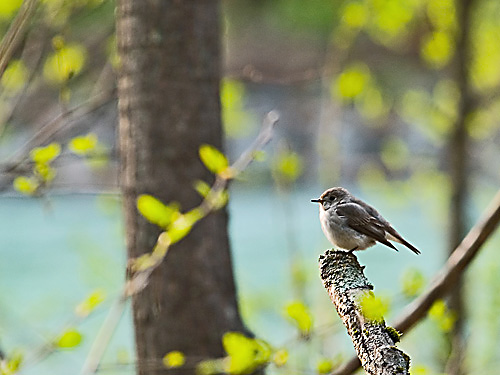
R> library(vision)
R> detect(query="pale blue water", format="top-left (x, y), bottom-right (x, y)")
top-left (1, 187), bottom-right (498, 374)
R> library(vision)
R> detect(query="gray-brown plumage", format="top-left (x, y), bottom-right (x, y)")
top-left (311, 187), bottom-right (420, 254)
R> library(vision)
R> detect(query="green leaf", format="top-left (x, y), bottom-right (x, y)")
top-left (272, 149), bottom-right (304, 185)
top-left (75, 289), bottom-right (106, 317)
top-left (57, 328), bottom-right (83, 349)
top-left (34, 162), bottom-right (57, 183)
top-left (359, 292), bottom-right (390, 322)
top-left (199, 144), bottom-right (229, 175)
top-left (316, 358), bottom-right (334, 374)
top-left (30, 143), bottom-right (61, 164)
top-left (167, 209), bottom-right (204, 244)
top-left (0, 0), bottom-right (22, 19)
top-left (272, 349), bottom-right (288, 367)
top-left (69, 133), bottom-right (98, 156)
top-left (1, 59), bottom-right (28, 93)
top-left (163, 351), bottom-right (186, 368)
top-left (401, 268), bottom-right (425, 298)
top-left (222, 332), bottom-right (271, 374)
top-left (334, 63), bottom-right (371, 101)
top-left (2, 350), bottom-right (23, 374)
top-left (136, 194), bottom-right (179, 228)
top-left (285, 301), bottom-right (313, 336)
top-left (194, 180), bottom-right (211, 198)
top-left (13, 176), bottom-right (39, 195)
top-left (43, 42), bottom-right (87, 84)
top-left (428, 299), bottom-right (456, 332)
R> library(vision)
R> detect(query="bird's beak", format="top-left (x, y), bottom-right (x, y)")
top-left (311, 198), bottom-right (322, 203)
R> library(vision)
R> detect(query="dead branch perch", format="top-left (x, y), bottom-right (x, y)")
top-left (331, 189), bottom-right (500, 375)
top-left (319, 250), bottom-right (410, 375)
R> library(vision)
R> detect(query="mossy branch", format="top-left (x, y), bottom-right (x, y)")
top-left (319, 250), bottom-right (410, 375)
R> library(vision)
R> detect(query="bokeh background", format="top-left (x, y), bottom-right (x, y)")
top-left (1, 0), bottom-right (500, 374)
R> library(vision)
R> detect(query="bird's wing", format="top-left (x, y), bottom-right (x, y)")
top-left (335, 203), bottom-right (399, 251)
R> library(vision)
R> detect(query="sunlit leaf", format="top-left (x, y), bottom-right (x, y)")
top-left (471, 21), bottom-right (500, 90)
top-left (167, 209), bottom-right (203, 244)
top-left (421, 31), bottom-right (454, 68)
top-left (341, 2), bottom-right (368, 29)
top-left (334, 63), bottom-right (371, 100)
top-left (57, 328), bottom-right (83, 348)
top-left (355, 86), bottom-right (389, 121)
top-left (272, 148), bottom-right (304, 185)
top-left (380, 137), bottom-right (409, 171)
top-left (163, 351), bottom-right (185, 368)
top-left (33, 162), bottom-right (57, 183)
top-left (359, 292), bottom-right (389, 322)
top-left (221, 79), bottom-right (253, 138)
top-left (1, 60), bottom-right (28, 94)
top-left (75, 289), bottom-right (106, 317)
top-left (401, 268), bottom-right (425, 298)
top-left (69, 133), bottom-right (98, 156)
top-left (43, 42), bottom-right (87, 84)
top-left (272, 349), bottom-right (288, 367)
top-left (30, 143), bottom-right (61, 164)
top-left (197, 359), bottom-right (225, 375)
top-left (428, 299), bottom-right (456, 332)
top-left (427, 0), bottom-right (456, 31)
top-left (2, 350), bottom-right (23, 374)
top-left (13, 176), bottom-right (39, 195)
top-left (0, 0), bottom-right (22, 19)
top-left (316, 358), bottom-right (334, 374)
top-left (199, 144), bottom-right (229, 175)
top-left (136, 194), bottom-right (179, 228)
top-left (285, 301), bottom-right (313, 336)
top-left (411, 364), bottom-right (430, 375)
top-left (222, 332), bottom-right (271, 374)
top-left (194, 180), bottom-right (211, 198)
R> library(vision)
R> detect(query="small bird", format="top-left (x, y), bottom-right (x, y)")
top-left (311, 187), bottom-right (420, 254)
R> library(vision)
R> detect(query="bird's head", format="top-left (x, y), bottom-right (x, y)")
top-left (311, 187), bottom-right (350, 210)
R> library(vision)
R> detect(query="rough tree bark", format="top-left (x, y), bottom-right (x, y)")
top-left (116, 1), bottom-right (246, 374)
top-left (319, 250), bottom-right (410, 375)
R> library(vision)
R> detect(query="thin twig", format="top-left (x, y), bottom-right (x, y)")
top-left (331, 189), bottom-right (500, 375)
top-left (0, 0), bottom-right (40, 77)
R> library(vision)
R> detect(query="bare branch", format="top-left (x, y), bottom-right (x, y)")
top-left (332, 189), bottom-right (500, 375)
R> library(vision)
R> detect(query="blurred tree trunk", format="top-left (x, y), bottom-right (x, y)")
top-left (116, 1), bottom-right (246, 374)
top-left (446, 0), bottom-right (476, 374)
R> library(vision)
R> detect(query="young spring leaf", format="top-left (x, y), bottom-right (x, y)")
top-left (13, 176), bottom-right (39, 195)
top-left (69, 133), bottom-right (98, 156)
top-left (163, 351), bottom-right (186, 368)
top-left (359, 292), bottom-right (390, 323)
top-left (30, 143), bottom-right (61, 164)
top-left (75, 289), bottom-right (106, 317)
top-left (284, 301), bottom-right (313, 336)
top-left (57, 328), bottom-right (83, 349)
top-left (136, 194), bottom-right (179, 228)
top-left (222, 332), bottom-right (271, 374)
top-left (199, 144), bottom-right (229, 175)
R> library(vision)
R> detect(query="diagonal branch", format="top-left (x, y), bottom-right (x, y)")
top-left (332, 189), bottom-right (500, 375)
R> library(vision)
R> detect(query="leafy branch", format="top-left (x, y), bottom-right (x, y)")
top-left (79, 111), bottom-right (279, 375)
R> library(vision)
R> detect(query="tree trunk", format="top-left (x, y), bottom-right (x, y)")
top-left (447, 0), bottom-right (475, 373)
top-left (116, 1), bottom-right (246, 374)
